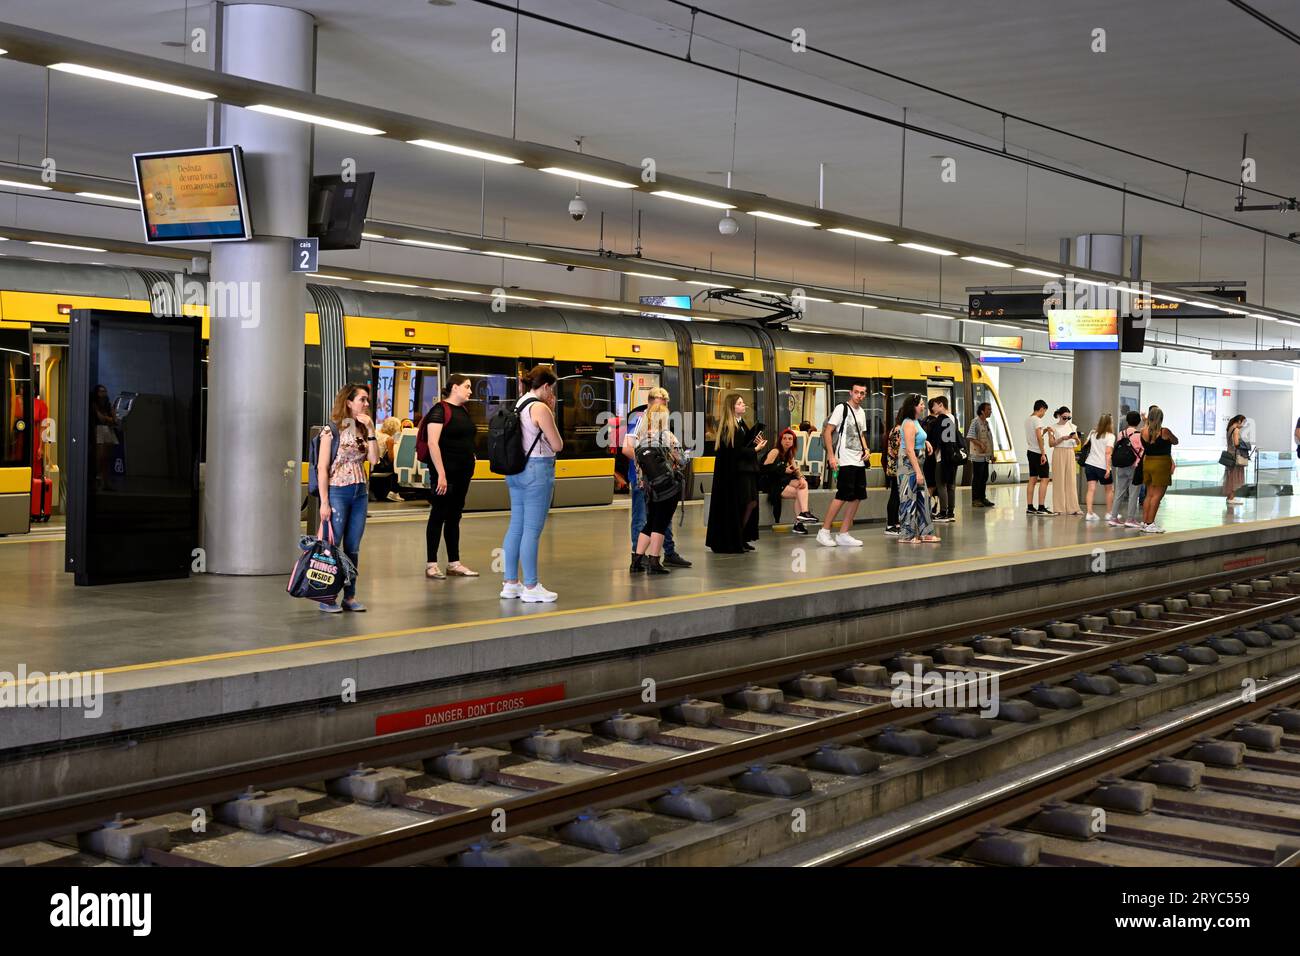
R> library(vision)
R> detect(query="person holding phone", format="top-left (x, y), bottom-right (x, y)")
top-left (817, 381), bottom-right (870, 548)
top-left (1047, 406), bottom-right (1083, 516)
top-left (706, 393), bottom-right (765, 553)
top-left (897, 393), bottom-right (939, 543)
top-left (317, 383), bottom-right (380, 613)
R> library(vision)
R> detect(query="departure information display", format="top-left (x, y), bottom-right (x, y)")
top-left (1047, 309), bottom-right (1119, 350)
top-left (134, 146), bottom-right (252, 243)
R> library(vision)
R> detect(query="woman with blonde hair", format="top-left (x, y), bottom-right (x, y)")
top-left (706, 392), bottom-right (765, 553)
top-left (1140, 405), bottom-right (1179, 533)
top-left (1047, 406), bottom-right (1083, 516)
top-left (627, 387), bottom-right (683, 574)
top-left (1082, 412), bottom-right (1115, 521)
top-left (369, 417), bottom-right (404, 503)
top-left (317, 383), bottom-right (379, 612)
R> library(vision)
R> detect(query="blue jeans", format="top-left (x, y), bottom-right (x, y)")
top-left (630, 482), bottom-right (676, 553)
top-left (327, 482), bottom-right (368, 600)
top-left (503, 457), bottom-right (555, 587)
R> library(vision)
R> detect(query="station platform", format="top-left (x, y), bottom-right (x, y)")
top-left (3, 483), bottom-right (1300, 787)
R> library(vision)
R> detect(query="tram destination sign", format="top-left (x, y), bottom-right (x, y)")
top-left (968, 288), bottom-right (1246, 320)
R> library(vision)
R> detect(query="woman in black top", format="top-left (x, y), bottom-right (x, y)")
top-left (706, 393), bottom-right (766, 553)
top-left (420, 374), bottom-right (478, 578)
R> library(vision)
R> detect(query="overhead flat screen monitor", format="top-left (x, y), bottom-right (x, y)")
top-left (1047, 309), bottom-right (1119, 351)
top-left (640, 295), bottom-right (692, 321)
top-left (133, 145), bottom-right (252, 243)
top-left (309, 172), bottom-right (375, 250)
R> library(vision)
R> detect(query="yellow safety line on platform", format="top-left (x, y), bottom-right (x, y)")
top-left (4, 515), bottom-right (1295, 687)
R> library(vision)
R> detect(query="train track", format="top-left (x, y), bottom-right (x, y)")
top-left (3, 562), bottom-right (1300, 867)
top-left (808, 674), bottom-right (1300, 868)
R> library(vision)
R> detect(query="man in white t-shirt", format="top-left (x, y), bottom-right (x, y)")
top-left (1023, 400), bottom-right (1055, 516)
top-left (818, 382), bottom-right (869, 548)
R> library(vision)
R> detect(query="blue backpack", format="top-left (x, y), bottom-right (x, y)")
top-left (306, 423), bottom-right (340, 498)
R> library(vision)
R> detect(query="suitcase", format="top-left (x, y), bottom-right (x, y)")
top-left (31, 475), bottom-right (52, 522)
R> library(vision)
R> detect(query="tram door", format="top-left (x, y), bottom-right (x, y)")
top-left (26, 330), bottom-right (68, 524)
top-left (371, 346), bottom-right (444, 425)
top-left (613, 363), bottom-right (662, 461)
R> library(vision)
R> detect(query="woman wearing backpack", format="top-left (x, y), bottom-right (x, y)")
top-left (501, 365), bottom-right (563, 602)
top-left (420, 374), bottom-right (478, 580)
top-left (627, 387), bottom-right (683, 574)
top-left (1109, 410), bottom-right (1144, 528)
top-left (1139, 405), bottom-right (1179, 533)
top-left (317, 383), bottom-right (379, 613)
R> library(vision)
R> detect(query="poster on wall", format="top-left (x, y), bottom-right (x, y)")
top-left (1192, 385), bottom-right (1216, 435)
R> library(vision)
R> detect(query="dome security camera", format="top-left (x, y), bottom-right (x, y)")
top-left (718, 212), bottom-right (739, 236)
top-left (568, 193), bottom-right (588, 222)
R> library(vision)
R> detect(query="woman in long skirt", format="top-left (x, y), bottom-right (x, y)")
top-left (896, 393), bottom-right (939, 543)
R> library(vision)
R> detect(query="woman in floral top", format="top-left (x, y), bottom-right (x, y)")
top-left (317, 384), bottom-right (379, 613)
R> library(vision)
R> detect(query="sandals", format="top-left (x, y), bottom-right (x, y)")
top-left (446, 563), bottom-right (479, 577)
top-left (919, 535), bottom-right (941, 543)
top-left (425, 562), bottom-right (446, 579)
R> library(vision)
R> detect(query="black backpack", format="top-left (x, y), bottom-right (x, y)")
top-left (635, 442), bottom-right (681, 502)
top-left (1112, 430), bottom-right (1137, 468)
top-left (306, 422), bottom-right (339, 498)
top-left (488, 397), bottom-right (544, 475)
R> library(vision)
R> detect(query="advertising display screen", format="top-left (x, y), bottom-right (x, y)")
top-left (1047, 309), bottom-right (1119, 350)
top-left (640, 295), bottom-right (692, 321)
top-left (134, 146), bottom-right (252, 243)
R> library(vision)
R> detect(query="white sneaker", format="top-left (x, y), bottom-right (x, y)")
top-left (1141, 523), bottom-right (1165, 534)
top-left (816, 528), bottom-right (837, 548)
top-left (1124, 519), bottom-right (1142, 528)
top-left (500, 581), bottom-right (523, 599)
top-left (1086, 513), bottom-right (1099, 522)
top-left (520, 583), bottom-right (558, 603)
top-left (836, 532), bottom-right (863, 547)
top-left (1106, 518), bottom-right (1123, 527)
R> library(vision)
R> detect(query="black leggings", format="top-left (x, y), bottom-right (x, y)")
top-left (885, 475), bottom-right (899, 526)
top-left (426, 464), bottom-right (473, 562)
top-left (643, 494), bottom-right (679, 537)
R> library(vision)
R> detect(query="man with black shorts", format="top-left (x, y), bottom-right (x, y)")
top-left (1024, 399), bottom-right (1055, 516)
top-left (818, 382), bottom-right (869, 548)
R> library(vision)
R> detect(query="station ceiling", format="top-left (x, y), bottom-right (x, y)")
top-left (1, 0), bottom-right (1299, 351)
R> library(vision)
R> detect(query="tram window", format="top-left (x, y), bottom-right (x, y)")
top-left (973, 382), bottom-right (1012, 452)
top-left (454, 354), bottom-right (518, 457)
top-left (787, 380), bottom-right (828, 433)
top-left (555, 361), bottom-right (613, 458)
top-left (697, 369), bottom-right (756, 455)
top-left (373, 362), bottom-right (396, 422)
top-left (0, 333), bottom-right (32, 467)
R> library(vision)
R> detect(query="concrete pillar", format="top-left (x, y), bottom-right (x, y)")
top-left (204, 4), bottom-right (314, 574)
top-left (1070, 234), bottom-right (1123, 436)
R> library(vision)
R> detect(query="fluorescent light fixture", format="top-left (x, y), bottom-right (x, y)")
top-left (1068, 276), bottom-right (1107, 287)
top-left (360, 232), bottom-right (385, 239)
top-left (407, 138), bottom-right (523, 165)
top-left (74, 191), bottom-right (140, 205)
top-left (802, 296), bottom-right (833, 303)
top-left (431, 287), bottom-right (483, 295)
top-left (0, 179), bottom-right (52, 191)
top-left (743, 288), bottom-right (782, 295)
top-left (922, 313), bottom-right (955, 319)
top-left (500, 293), bottom-right (538, 301)
top-left (545, 299), bottom-right (595, 308)
top-left (364, 280), bottom-right (421, 288)
top-left (651, 190), bottom-right (735, 209)
top-left (687, 280), bottom-right (729, 287)
top-left (481, 250), bottom-right (546, 262)
top-left (1189, 301), bottom-right (1220, 310)
top-left (247, 104), bottom-right (384, 136)
top-left (29, 240), bottom-right (107, 252)
top-left (746, 210), bottom-right (820, 227)
top-left (837, 301), bottom-right (879, 309)
top-left (48, 62), bottom-right (216, 99)
top-left (0, 49), bottom-right (7, 56)
top-left (961, 256), bottom-right (1013, 268)
top-left (398, 238), bottom-right (470, 251)
top-left (900, 242), bottom-right (956, 256)
top-left (598, 306), bottom-right (631, 312)
top-left (306, 273), bottom-right (352, 280)
top-left (623, 271), bottom-right (675, 280)
top-left (539, 167), bottom-right (637, 189)
top-left (1017, 267), bottom-right (1062, 278)
top-left (827, 227), bottom-right (892, 242)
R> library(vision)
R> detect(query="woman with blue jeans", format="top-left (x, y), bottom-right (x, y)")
top-left (318, 383), bottom-right (379, 613)
top-left (501, 365), bottom-right (564, 603)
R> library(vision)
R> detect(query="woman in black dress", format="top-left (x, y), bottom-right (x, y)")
top-left (706, 393), bottom-right (766, 553)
